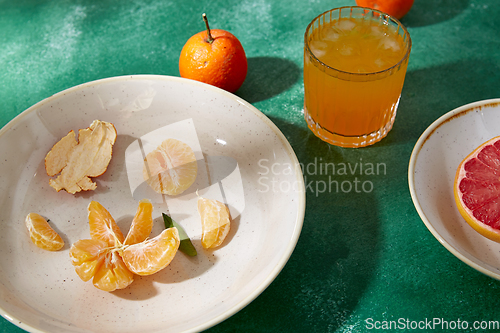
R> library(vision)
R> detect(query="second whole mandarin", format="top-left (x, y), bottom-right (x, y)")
top-left (355, 0), bottom-right (414, 19)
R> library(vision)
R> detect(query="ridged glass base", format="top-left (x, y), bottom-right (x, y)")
top-left (304, 107), bottom-right (396, 148)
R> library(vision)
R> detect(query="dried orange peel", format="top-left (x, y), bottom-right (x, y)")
top-left (45, 120), bottom-right (117, 194)
top-left (70, 199), bottom-right (180, 291)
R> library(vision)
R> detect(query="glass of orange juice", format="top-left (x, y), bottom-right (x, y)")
top-left (304, 6), bottom-right (411, 148)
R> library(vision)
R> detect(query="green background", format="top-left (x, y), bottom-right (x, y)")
top-left (1, 0), bottom-right (500, 332)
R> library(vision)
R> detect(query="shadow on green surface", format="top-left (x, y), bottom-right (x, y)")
top-left (376, 58), bottom-right (500, 148)
top-left (209, 116), bottom-right (382, 332)
top-left (237, 57), bottom-right (301, 103)
top-left (402, 0), bottom-right (469, 27)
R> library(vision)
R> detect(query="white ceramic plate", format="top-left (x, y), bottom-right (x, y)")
top-left (0, 75), bottom-right (305, 333)
top-left (409, 98), bottom-right (500, 280)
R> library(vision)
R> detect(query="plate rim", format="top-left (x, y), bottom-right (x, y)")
top-left (408, 98), bottom-right (500, 280)
top-left (0, 74), bottom-right (306, 333)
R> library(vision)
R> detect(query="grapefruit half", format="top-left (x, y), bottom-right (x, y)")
top-left (454, 136), bottom-right (500, 242)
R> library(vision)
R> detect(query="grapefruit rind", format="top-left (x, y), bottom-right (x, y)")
top-left (454, 136), bottom-right (500, 243)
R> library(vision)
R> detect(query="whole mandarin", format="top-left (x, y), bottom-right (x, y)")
top-left (179, 14), bottom-right (247, 93)
top-left (355, 0), bottom-right (414, 20)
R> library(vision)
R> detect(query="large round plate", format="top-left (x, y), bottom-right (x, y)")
top-left (409, 98), bottom-right (500, 280)
top-left (0, 75), bottom-right (305, 332)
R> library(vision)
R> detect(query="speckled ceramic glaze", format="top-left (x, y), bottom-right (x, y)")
top-left (0, 75), bottom-right (305, 333)
top-left (409, 98), bottom-right (500, 280)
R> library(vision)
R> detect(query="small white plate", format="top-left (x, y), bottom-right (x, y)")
top-left (409, 98), bottom-right (500, 280)
top-left (0, 75), bottom-right (305, 333)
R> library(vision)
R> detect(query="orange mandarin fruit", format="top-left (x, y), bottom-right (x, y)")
top-left (356, 0), bottom-right (414, 19)
top-left (454, 136), bottom-right (500, 243)
top-left (179, 13), bottom-right (247, 93)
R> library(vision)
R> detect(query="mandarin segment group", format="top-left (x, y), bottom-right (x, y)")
top-left (29, 120), bottom-right (234, 292)
top-left (69, 200), bottom-right (180, 291)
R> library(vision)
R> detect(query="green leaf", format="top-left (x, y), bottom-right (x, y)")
top-left (162, 213), bottom-right (197, 257)
top-left (163, 213), bottom-right (174, 229)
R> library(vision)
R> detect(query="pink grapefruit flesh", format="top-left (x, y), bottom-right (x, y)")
top-left (454, 136), bottom-right (500, 243)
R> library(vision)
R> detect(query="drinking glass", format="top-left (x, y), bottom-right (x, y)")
top-left (304, 6), bottom-right (412, 148)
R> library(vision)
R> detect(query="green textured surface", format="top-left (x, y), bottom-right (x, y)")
top-left (1, 0), bottom-right (500, 332)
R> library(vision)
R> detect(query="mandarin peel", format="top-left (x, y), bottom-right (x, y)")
top-left (45, 120), bottom-right (116, 194)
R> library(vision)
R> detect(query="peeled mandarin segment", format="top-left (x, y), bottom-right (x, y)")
top-left (69, 238), bottom-right (109, 282)
top-left (142, 138), bottom-right (198, 196)
top-left (88, 201), bottom-right (125, 246)
top-left (124, 199), bottom-right (154, 246)
top-left (454, 136), bottom-right (500, 243)
top-left (92, 251), bottom-right (134, 292)
top-left (25, 213), bottom-right (64, 251)
top-left (198, 197), bottom-right (231, 249)
top-left (122, 227), bottom-right (180, 276)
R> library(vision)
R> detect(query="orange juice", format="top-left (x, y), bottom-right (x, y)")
top-left (304, 7), bottom-right (411, 147)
